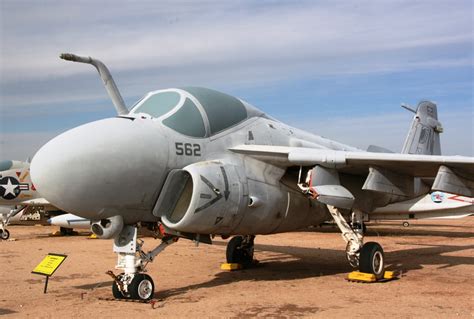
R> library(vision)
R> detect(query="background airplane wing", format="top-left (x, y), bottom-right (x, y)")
top-left (20, 197), bottom-right (53, 206)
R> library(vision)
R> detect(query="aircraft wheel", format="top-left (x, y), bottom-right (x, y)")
top-left (226, 236), bottom-right (253, 265)
top-left (129, 274), bottom-right (154, 301)
top-left (112, 274), bottom-right (126, 299)
top-left (60, 227), bottom-right (75, 236)
top-left (0, 229), bottom-right (10, 240)
top-left (359, 242), bottom-right (384, 280)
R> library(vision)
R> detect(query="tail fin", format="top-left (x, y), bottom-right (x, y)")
top-left (401, 101), bottom-right (443, 155)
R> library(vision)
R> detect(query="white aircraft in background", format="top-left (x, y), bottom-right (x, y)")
top-left (48, 213), bottom-right (91, 230)
top-left (0, 160), bottom-right (72, 239)
top-left (29, 53), bottom-right (473, 300)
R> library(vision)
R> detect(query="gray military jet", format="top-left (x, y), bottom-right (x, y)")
top-left (30, 54), bottom-right (474, 301)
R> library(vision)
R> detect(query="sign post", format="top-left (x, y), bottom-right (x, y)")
top-left (31, 253), bottom-right (67, 293)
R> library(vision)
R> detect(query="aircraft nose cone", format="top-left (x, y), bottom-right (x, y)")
top-left (31, 117), bottom-right (168, 221)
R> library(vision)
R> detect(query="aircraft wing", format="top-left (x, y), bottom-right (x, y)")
top-left (230, 145), bottom-right (474, 197)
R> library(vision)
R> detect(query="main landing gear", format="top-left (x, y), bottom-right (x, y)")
top-left (327, 205), bottom-right (385, 279)
top-left (226, 235), bottom-right (255, 266)
top-left (108, 225), bottom-right (178, 301)
top-left (0, 217), bottom-right (10, 240)
top-left (1, 206), bottom-right (25, 241)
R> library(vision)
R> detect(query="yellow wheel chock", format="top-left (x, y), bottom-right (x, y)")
top-left (347, 270), bottom-right (398, 283)
top-left (220, 263), bottom-right (243, 271)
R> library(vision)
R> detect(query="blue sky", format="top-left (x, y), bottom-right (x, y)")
top-left (0, 0), bottom-right (473, 160)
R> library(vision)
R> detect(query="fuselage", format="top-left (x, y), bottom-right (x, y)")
top-left (0, 161), bottom-right (37, 206)
top-left (30, 88), bottom-right (356, 226)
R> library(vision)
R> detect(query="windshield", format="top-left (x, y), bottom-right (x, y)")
top-left (163, 98), bottom-right (206, 138)
top-left (0, 160), bottom-right (13, 171)
top-left (132, 91), bottom-right (181, 118)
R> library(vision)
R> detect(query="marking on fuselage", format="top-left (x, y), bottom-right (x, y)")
top-left (214, 216), bottom-right (223, 225)
top-left (19, 169), bottom-right (29, 182)
top-left (200, 193), bottom-right (212, 199)
top-left (248, 131), bottom-right (254, 141)
top-left (195, 175), bottom-right (223, 213)
top-left (448, 195), bottom-right (474, 204)
top-left (0, 176), bottom-right (29, 200)
top-left (220, 166), bottom-right (230, 200)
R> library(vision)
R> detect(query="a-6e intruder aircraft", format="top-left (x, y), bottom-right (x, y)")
top-left (30, 54), bottom-right (474, 301)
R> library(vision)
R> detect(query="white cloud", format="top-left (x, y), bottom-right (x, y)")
top-left (0, 1), bottom-right (472, 158)
top-left (1, 1), bottom-right (472, 84)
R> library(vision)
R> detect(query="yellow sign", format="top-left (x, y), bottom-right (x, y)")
top-left (32, 253), bottom-right (67, 276)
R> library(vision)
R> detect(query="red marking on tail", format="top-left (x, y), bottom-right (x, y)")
top-left (448, 195), bottom-right (474, 204)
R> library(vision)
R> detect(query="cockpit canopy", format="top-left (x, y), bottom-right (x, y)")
top-left (131, 87), bottom-right (261, 138)
top-left (0, 160), bottom-right (28, 172)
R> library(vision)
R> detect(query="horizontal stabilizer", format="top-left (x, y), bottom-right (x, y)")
top-left (367, 145), bottom-right (394, 153)
top-left (432, 166), bottom-right (474, 197)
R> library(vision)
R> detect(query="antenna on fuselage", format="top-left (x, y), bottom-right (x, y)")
top-left (60, 53), bottom-right (128, 115)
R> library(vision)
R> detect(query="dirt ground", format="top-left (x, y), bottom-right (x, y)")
top-left (0, 217), bottom-right (473, 318)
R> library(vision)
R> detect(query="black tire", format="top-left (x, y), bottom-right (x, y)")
top-left (226, 236), bottom-right (253, 265)
top-left (359, 242), bottom-right (384, 280)
top-left (129, 274), bottom-right (154, 301)
top-left (112, 274), bottom-right (125, 299)
top-left (60, 227), bottom-right (74, 236)
top-left (1, 229), bottom-right (10, 240)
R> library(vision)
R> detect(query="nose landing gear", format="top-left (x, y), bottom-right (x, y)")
top-left (109, 225), bottom-right (178, 301)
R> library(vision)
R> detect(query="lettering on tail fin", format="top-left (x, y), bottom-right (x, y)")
top-left (401, 101), bottom-right (443, 155)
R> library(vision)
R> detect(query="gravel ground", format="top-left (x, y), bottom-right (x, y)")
top-left (0, 217), bottom-right (472, 318)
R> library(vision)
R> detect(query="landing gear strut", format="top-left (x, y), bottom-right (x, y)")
top-left (109, 225), bottom-right (178, 301)
top-left (0, 206), bottom-right (25, 241)
top-left (226, 235), bottom-right (255, 266)
top-left (327, 205), bottom-right (384, 279)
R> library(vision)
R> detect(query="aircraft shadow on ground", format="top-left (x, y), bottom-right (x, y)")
top-left (73, 281), bottom-right (114, 290)
top-left (314, 225), bottom-right (474, 238)
top-left (0, 308), bottom-right (17, 316)
top-left (157, 241), bottom-right (474, 300)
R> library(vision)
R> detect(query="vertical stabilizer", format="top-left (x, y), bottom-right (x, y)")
top-left (401, 101), bottom-right (443, 155)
